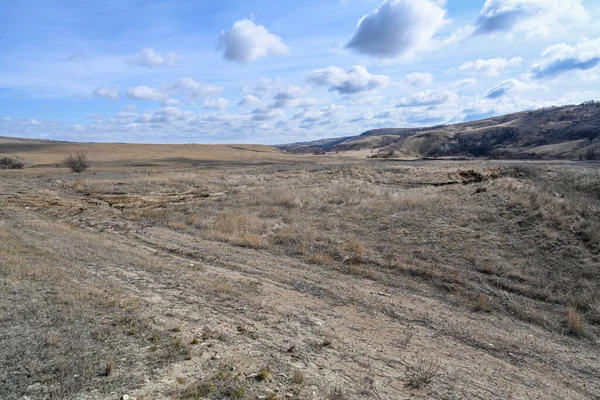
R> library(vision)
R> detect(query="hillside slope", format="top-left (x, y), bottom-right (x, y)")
top-left (279, 103), bottom-right (600, 160)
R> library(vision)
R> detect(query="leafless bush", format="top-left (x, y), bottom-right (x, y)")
top-left (0, 157), bottom-right (24, 169)
top-left (582, 148), bottom-right (598, 161)
top-left (405, 354), bottom-right (441, 389)
top-left (327, 386), bottom-right (349, 400)
top-left (63, 152), bottom-right (90, 172)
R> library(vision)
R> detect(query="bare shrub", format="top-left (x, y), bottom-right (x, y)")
top-left (104, 359), bottom-right (115, 376)
top-left (327, 386), bottom-right (349, 400)
top-left (63, 152), bottom-right (90, 173)
top-left (292, 370), bottom-right (305, 384)
top-left (405, 355), bottom-right (441, 389)
top-left (474, 294), bottom-right (492, 313)
top-left (0, 157), bottom-right (24, 169)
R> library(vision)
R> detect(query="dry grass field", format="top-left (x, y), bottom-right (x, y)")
top-left (1, 140), bottom-right (599, 399)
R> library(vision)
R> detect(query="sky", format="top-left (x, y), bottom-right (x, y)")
top-left (1, 0), bottom-right (600, 144)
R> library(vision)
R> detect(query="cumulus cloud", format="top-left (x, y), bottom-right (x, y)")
top-left (474, 0), bottom-right (590, 36)
top-left (126, 86), bottom-right (166, 101)
top-left (136, 107), bottom-right (197, 124)
top-left (162, 98), bottom-right (183, 107)
top-left (396, 90), bottom-right (455, 107)
top-left (455, 57), bottom-right (522, 77)
top-left (123, 104), bottom-right (137, 112)
top-left (245, 78), bottom-right (284, 98)
top-left (238, 94), bottom-right (261, 107)
top-left (93, 86), bottom-right (119, 100)
top-left (217, 19), bottom-right (289, 63)
top-left (129, 48), bottom-right (179, 67)
top-left (401, 72), bottom-right (433, 88)
top-left (346, 0), bottom-right (447, 58)
top-left (251, 107), bottom-right (285, 121)
top-left (529, 38), bottom-right (600, 79)
top-left (306, 65), bottom-right (390, 95)
top-left (485, 78), bottom-right (546, 98)
top-left (203, 97), bottom-right (230, 110)
top-left (268, 86), bottom-right (319, 108)
top-left (168, 77), bottom-right (222, 97)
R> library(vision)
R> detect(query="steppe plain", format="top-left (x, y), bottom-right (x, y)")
top-left (1, 138), bottom-right (599, 399)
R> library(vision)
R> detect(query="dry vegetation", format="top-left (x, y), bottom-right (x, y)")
top-left (1, 142), bottom-right (599, 399)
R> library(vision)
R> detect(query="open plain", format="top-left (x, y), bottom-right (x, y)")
top-left (1, 139), bottom-right (599, 399)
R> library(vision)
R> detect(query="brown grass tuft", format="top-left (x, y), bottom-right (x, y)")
top-left (565, 309), bottom-right (585, 336)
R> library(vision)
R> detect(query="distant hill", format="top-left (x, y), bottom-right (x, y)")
top-left (278, 102), bottom-right (600, 160)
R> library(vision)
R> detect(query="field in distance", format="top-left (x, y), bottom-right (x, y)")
top-left (1, 139), bottom-right (599, 399)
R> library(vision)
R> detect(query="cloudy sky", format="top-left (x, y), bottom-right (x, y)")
top-left (1, 0), bottom-right (600, 144)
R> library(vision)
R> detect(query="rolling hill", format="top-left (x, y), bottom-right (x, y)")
top-left (278, 102), bottom-right (600, 160)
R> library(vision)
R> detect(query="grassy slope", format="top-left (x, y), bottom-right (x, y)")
top-left (279, 103), bottom-right (600, 159)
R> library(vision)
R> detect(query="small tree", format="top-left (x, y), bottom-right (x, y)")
top-left (583, 148), bottom-right (598, 161)
top-left (63, 152), bottom-right (90, 173)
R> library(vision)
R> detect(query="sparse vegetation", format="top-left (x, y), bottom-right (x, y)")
top-left (104, 359), bottom-right (115, 376)
top-left (327, 386), bottom-right (349, 400)
top-left (0, 157), bottom-right (24, 169)
top-left (405, 355), bottom-right (441, 389)
top-left (566, 309), bottom-right (585, 336)
top-left (292, 370), bottom-right (305, 384)
top-left (63, 152), bottom-right (90, 172)
top-left (255, 367), bottom-right (271, 382)
top-left (2, 139), bottom-right (599, 399)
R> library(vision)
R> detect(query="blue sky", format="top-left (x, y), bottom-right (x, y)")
top-left (1, 0), bottom-right (600, 144)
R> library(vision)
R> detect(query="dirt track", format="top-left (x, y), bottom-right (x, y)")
top-left (2, 161), bottom-right (599, 400)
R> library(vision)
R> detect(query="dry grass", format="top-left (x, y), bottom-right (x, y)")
top-left (56, 160), bottom-right (598, 340)
top-left (2, 148), bottom-right (599, 399)
top-left (566, 309), bottom-right (586, 336)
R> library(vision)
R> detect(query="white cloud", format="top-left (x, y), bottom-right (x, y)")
top-left (455, 78), bottom-right (478, 88)
top-left (293, 104), bottom-right (346, 129)
top-left (1, 116), bottom-right (11, 122)
top-left (455, 57), bottom-right (522, 77)
top-left (21, 118), bottom-right (42, 126)
top-left (136, 107), bottom-right (197, 124)
top-left (123, 104), bottom-right (137, 111)
top-left (474, 0), bottom-right (590, 37)
top-left (203, 97), bottom-right (230, 110)
top-left (168, 77), bottom-right (222, 97)
top-left (485, 78), bottom-right (546, 98)
top-left (346, 0), bottom-right (447, 58)
top-left (115, 111), bottom-right (140, 119)
top-left (247, 78), bottom-right (284, 97)
top-left (268, 86), bottom-right (319, 108)
top-left (93, 86), bottom-right (119, 100)
top-left (396, 90), bottom-right (455, 107)
top-left (162, 98), bottom-right (183, 107)
top-left (238, 94), bottom-right (261, 107)
top-left (401, 72), bottom-right (433, 88)
top-left (306, 65), bottom-right (390, 95)
top-left (129, 48), bottom-right (179, 67)
top-left (217, 19), bottom-right (290, 63)
top-left (126, 86), bottom-right (166, 101)
top-left (529, 37), bottom-right (600, 79)
top-left (251, 107), bottom-right (285, 121)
